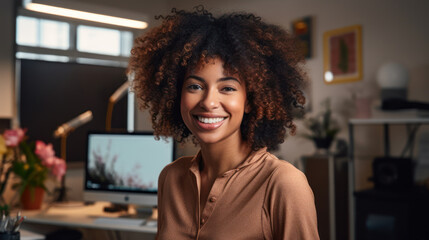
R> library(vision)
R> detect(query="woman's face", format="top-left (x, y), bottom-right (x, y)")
top-left (180, 58), bottom-right (249, 145)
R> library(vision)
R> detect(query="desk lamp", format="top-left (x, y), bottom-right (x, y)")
top-left (377, 62), bottom-right (409, 102)
top-left (105, 81), bottom-right (130, 131)
top-left (53, 110), bottom-right (93, 202)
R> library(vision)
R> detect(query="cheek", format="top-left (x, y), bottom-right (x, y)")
top-left (180, 96), bottom-right (188, 120)
top-left (180, 93), bottom-right (195, 119)
top-left (228, 95), bottom-right (248, 115)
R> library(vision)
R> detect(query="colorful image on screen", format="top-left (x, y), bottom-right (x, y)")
top-left (86, 133), bottom-right (173, 193)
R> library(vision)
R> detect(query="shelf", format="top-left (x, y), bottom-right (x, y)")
top-left (350, 109), bottom-right (429, 125)
top-left (350, 117), bottom-right (429, 125)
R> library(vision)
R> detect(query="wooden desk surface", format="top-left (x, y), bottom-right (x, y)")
top-left (19, 202), bottom-right (157, 234)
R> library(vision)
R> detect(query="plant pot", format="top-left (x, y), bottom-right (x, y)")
top-left (313, 137), bottom-right (334, 149)
top-left (21, 187), bottom-right (44, 210)
top-left (313, 137), bottom-right (334, 155)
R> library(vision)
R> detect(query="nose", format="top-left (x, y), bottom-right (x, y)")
top-left (199, 88), bottom-right (219, 110)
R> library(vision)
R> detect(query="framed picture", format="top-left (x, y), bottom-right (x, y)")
top-left (323, 25), bottom-right (362, 84)
top-left (291, 16), bottom-right (313, 59)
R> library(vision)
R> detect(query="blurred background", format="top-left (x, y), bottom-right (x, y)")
top-left (0, 0), bottom-right (428, 239)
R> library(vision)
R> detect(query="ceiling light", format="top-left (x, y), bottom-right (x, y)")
top-left (25, 2), bottom-right (147, 29)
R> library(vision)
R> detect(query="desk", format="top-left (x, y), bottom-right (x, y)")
top-left (19, 202), bottom-right (156, 240)
top-left (348, 114), bottom-right (429, 240)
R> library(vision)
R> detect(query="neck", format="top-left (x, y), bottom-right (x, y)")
top-left (199, 138), bottom-right (252, 179)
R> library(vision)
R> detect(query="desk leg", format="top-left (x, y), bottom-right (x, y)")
top-left (329, 155), bottom-right (336, 240)
top-left (348, 123), bottom-right (355, 240)
top-left (384, 124), bottom-right (390, 157)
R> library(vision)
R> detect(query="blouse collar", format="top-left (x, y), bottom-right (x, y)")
top-left (189, 147), bottom-right (268, 176)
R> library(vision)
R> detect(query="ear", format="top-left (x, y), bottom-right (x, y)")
top-left (244, 100), bottom-right (251, 114)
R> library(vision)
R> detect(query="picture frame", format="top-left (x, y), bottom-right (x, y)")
top-left (323, 25), bottom-right (362, 84)
top-left (291, 16), bottom-right (313, 59)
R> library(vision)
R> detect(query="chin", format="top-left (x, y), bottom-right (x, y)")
top-left (194, 135), bottom-right (224, 145)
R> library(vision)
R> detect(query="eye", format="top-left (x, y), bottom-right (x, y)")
top-left (221, 86), bottom-right (237, 92)
top-left (186, 84), bottom-right (203, 91)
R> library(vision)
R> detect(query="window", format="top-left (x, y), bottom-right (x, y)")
top-left (77, 25), bottom-right (121, 56)
top-left (16, 16), bottom-right (38, 47)
top-left (16, 14), bottom-right (135, 66)
top-left (40, 19), bottom-right (70, 49)
top-left (16, 16), bottom-right (70, 50)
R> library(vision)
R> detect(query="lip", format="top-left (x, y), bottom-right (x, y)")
top-left (192, 114), bottom-right (227, 130)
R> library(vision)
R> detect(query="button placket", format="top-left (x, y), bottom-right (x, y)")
top-left (200, 176), bottom-right (227, 227)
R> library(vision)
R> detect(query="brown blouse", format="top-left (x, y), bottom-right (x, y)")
top-left (156, 148), bottom-right (319, 240)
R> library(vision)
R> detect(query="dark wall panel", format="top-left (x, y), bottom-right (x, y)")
top-left (20, 59), bottom-right (127, 162)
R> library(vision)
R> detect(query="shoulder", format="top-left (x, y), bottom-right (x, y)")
top-left (159, 156), bottom-right (193, 182)
top-left (262, 154), bottom-right (319, 239)
top-left (262, 153), bottom-right (308, 185)
top-left (160, 156), bottom-right (194, 175)
top-left (263, 153), bottom-right (313, 200)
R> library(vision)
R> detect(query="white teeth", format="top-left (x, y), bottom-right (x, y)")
top-left (198, 116), bottom-right (225, 124)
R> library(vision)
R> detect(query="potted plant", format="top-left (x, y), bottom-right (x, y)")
top-left (0, 133), bottom-right (13, 215)
top-left (1, 128), bottom-right (66, 210)
top-left (303, 98), bottom-right (340, 153)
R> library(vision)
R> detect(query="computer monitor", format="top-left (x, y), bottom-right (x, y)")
top-left (83, 131), bottom-right (174, 207)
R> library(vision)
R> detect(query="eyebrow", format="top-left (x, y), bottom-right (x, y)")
top-left (186, 75), bottom-right (241, 84)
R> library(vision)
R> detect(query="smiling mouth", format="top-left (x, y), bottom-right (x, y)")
top-left (197, 116), bottom-right (227, 124)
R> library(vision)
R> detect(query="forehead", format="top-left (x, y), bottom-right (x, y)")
top-left (186, 57), bottom-right (238, 78)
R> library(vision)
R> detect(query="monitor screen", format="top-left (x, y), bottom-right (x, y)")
top-left (84, 131), bottom-right (174, 206)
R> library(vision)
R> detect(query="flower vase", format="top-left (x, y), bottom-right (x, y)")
top-left (21, 187), bottom-right (44, 210)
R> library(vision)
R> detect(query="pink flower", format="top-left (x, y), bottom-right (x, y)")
top-left (51, 157), bottom-right (66, 181)
top-left (41, 157), bottom-right (56, 168)
top-left (3, 128), bottom-right (26, 147)
top-left (35, 141), bottom-right (55, 166)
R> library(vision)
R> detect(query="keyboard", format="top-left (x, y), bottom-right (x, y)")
top-left (93, 217), bottom-right (146, 227)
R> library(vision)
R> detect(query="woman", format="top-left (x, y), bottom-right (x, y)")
top-left (129, 6), bottom-right (319, 240)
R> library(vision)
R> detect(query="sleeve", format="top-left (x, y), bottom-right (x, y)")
top-left (155, 166), bottom-right (168, 240)
top-left (265, 165), bottom-right (319, 240)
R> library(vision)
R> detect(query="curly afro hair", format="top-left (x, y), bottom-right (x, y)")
top-left (128, 6), bottom-right (306, 151)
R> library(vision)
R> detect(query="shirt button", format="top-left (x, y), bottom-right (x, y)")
top-left (201, 218), bottom-right (206, 224)
top-left (209, 196), bottom-right (217, 202)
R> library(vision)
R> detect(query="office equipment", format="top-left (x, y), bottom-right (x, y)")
top-left (84, 132), bottom-right (174, 208)
top-left (371, 157), bottom-right (414, 190)
top-left (53, 110), bottom-right (93, 138)
top-left (93, 217), bottom-right (145, 226)
top-left (106, 81), bottom-right (130, 131)
top-left (53, 110), bottom-right (93, 202)
top-left (355, 188), bottom-right (429, 240)
top-left (348, 114), bottom-right (429, 240)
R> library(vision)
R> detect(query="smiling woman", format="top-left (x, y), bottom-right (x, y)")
top-left (128, 6), bottom-right (319, 240)
top-left (180, 58), bottom-right (249, 145)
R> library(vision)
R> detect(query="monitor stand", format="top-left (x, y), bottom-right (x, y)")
top-left (103, 203), bottom-right (129, 213)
